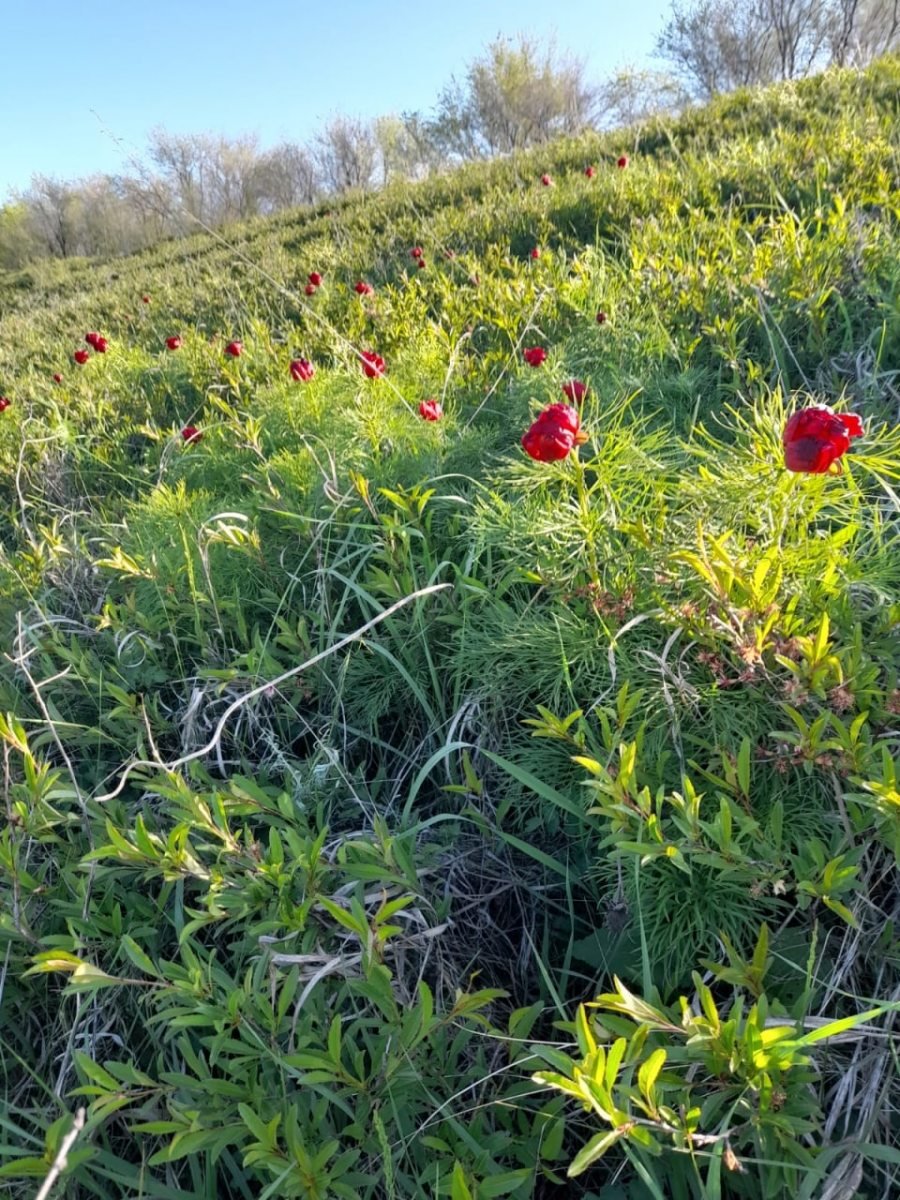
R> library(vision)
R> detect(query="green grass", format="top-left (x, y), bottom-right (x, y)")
top-left (0, 57), bottom-right (899, 1199)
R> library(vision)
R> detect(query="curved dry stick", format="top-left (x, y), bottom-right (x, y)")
top-left (34, 1108), bottom-right (85, 1200)
top-left (93, 582), bottom-right (450, 803)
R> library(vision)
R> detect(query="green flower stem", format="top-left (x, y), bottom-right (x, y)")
top-left (571, 447), bottom-right (601, 589)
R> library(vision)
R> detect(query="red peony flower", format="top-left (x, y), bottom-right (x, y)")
top-left (290, 358), bottom-right (315, 382)
top-left (308, 271), bottom-right (322, 286)
top-left (783, 406), bottom-right (863, 474)
top-left (596, 311), bottom-right (607, 325)
top-left (360, 349), bottom-right (386, 378)
top-left (305, 283), bottom-right (317, 295)
top-left (419, 399), bottom-right (442, 421)
top-left (85, 332), bottom-right (103, 349)
top-left (522, 403), bottom-right (588, 462)
top-left (541, 173), bottom-right (553, 186)
top-left (523, 346), bottom-right (548, 368)
top-left (585, 166), bottom-right (596, 178)
top-left (225, 340), bottom-right (243, 358)
top-left (166, 335), bottom-right (182, 351)
top-left (181, 425), bottom-right (202, 443)
top-left (411, 246), bottom-right (423, 259)
top-left (74, 349), bottom-right (90, 364)
top-left (562, 379), bottom-right (588, 404)
top-left (141, 295), bottom-right (151, 304)
top-left (52, 373), bottom-right (63, 384)
top-left (94, 336), bottom-right (109, 353)
top-left (530, 247), bottom-right (541, 260)
top-left (617, 154), bottom-right (629, 169)
top-left (355, 280), bottom-right (374, 295)
top-left (0, 397), bottom-right (10, 412)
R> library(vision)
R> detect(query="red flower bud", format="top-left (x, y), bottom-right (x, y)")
top-left (360, 350), bottom-right (386, 378)
top-left (308, 271), bottom-right (322, 286)
top-left (305, 283), bottom-right (318, 295)
top-left (562, 379), bottom-right (588, 404)
top-left (617, 155), bottom-right (629, 169)
top-left (0, 397), bottom-right (11, 412)
top-left (541, 174), bottom-right (552, 186)
top-left (523, 346), bottom-right (547, 368)
top-left (166, 336), bottom-right (182, 351)
top-left (522, 403), bottom-right (588, 462)
top-left (585, 166), bottom-right (596, 178)
top-left (596, 311), bottom-right (607, 325)
top-left (410, 246), bottom-right (423, 259)
top-left (181, 425), bottom-right (202, 443)
top-left (290, 358), bottom-right (315, 382)
top-left (94, 336), bottom-right (109, 353)
top-left (783, 406), bottom-right (863, 474)
top-left (530, 247), bottom-right (541, 260)
top-left (141, 295), bottom-right (151, 303)
top-left (418, 399), bottom-right (442, 421)
top-left (225, 340), bottom-right (243, 358)
top-left (355, 280), bottom-right (374, 295)
top-left (74, 349), bottom-right (90, 364)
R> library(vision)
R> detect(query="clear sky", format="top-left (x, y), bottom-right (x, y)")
top-left (0, 0), bottom-right (670, 198)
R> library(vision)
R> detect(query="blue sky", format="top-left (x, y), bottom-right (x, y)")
top-left (0, 0), bottom-right (670, 198)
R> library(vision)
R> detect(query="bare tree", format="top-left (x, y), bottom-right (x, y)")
top-left (597, 67), bottom-right (689, 128)
top-left (824, 0), bottom-right (900, 63)
top-left (314, 117), bottom-right (378, 193)
top-left (23, 176), bottom-right (82, 257)
top-left (256, 142), bottom-right (319, 211)
top-left (657, 0), bottom-right (780, 97)
top-left (427, 35), bottom-right (597, 159)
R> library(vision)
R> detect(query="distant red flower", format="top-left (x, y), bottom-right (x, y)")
top-left (0, 397), bottom-right (10, 412)
top-left (166, 336), bottom-right (182, 351)
top-left (419, 399), bottom-right (442, 421)
top-left (355, 280), bottom-right (374, 295)
top-left (596, 311), bottom-right (607, 325)
top-left (290, 358), bottom-right (315, 382)
top-left (308, 271), bottom-right (322, 286)
top-left (585, 166), bottom-right (596, 178)
top-left (411, 246), bottom-right (423, 259)
top-left (305, 283), bottom-right (318, 295)
top-left (360, 349), bottom-right (386, 378)
top-left (141, 295), bottom-right (151, 304)
top-left (225, 340), bottom-right (243, 358)
top-left (417, 258), bottom-right (426, 269)
top-left (541, 174), bottom-right (552, 186)
top-left (523, 346), bottom-right (547, 368)
top-left (52, 373), bottom-right (63, 384)
top-left (617, 155), bottom-right (629, 169)
top-left (85, 331), bottom-right (104, 349)
top-left (181, 425), bottom-right (202, 443)
top-left (93, 336), bottom-right (109, 353)
top-left (783, 406), bottom-right (863, 474)
top-left (562, 379), bottom-right (588, 404)
top-left (74, 349), bottom-right (90, 364)
top-left (530, 247), bottom-right (541, 260)
top-left (522, 403), bottom-right (588, 462)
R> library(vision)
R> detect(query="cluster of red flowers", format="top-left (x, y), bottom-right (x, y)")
top-left (86, 331), bottom-right (109, 353)
top-left (522, 403), bottom-right (588, 461)
top-left (306, 271), bottom-right (323, 296)
top-left (360, 349), bottom-right (386, 378)
top-left (782, 406), bottom-right (863, 474)
top-left (290, 358), bottom-right (315, 382)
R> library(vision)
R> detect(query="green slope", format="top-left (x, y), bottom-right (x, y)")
top-left (0, 58), bottom-right (899, 1200)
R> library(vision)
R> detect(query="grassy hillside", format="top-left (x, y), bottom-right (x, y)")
top-left (1, 58), bottom-right (899, 1199)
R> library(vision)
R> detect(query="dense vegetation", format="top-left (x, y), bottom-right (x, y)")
top-left (1, 57), bottom-right (899, 1199)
